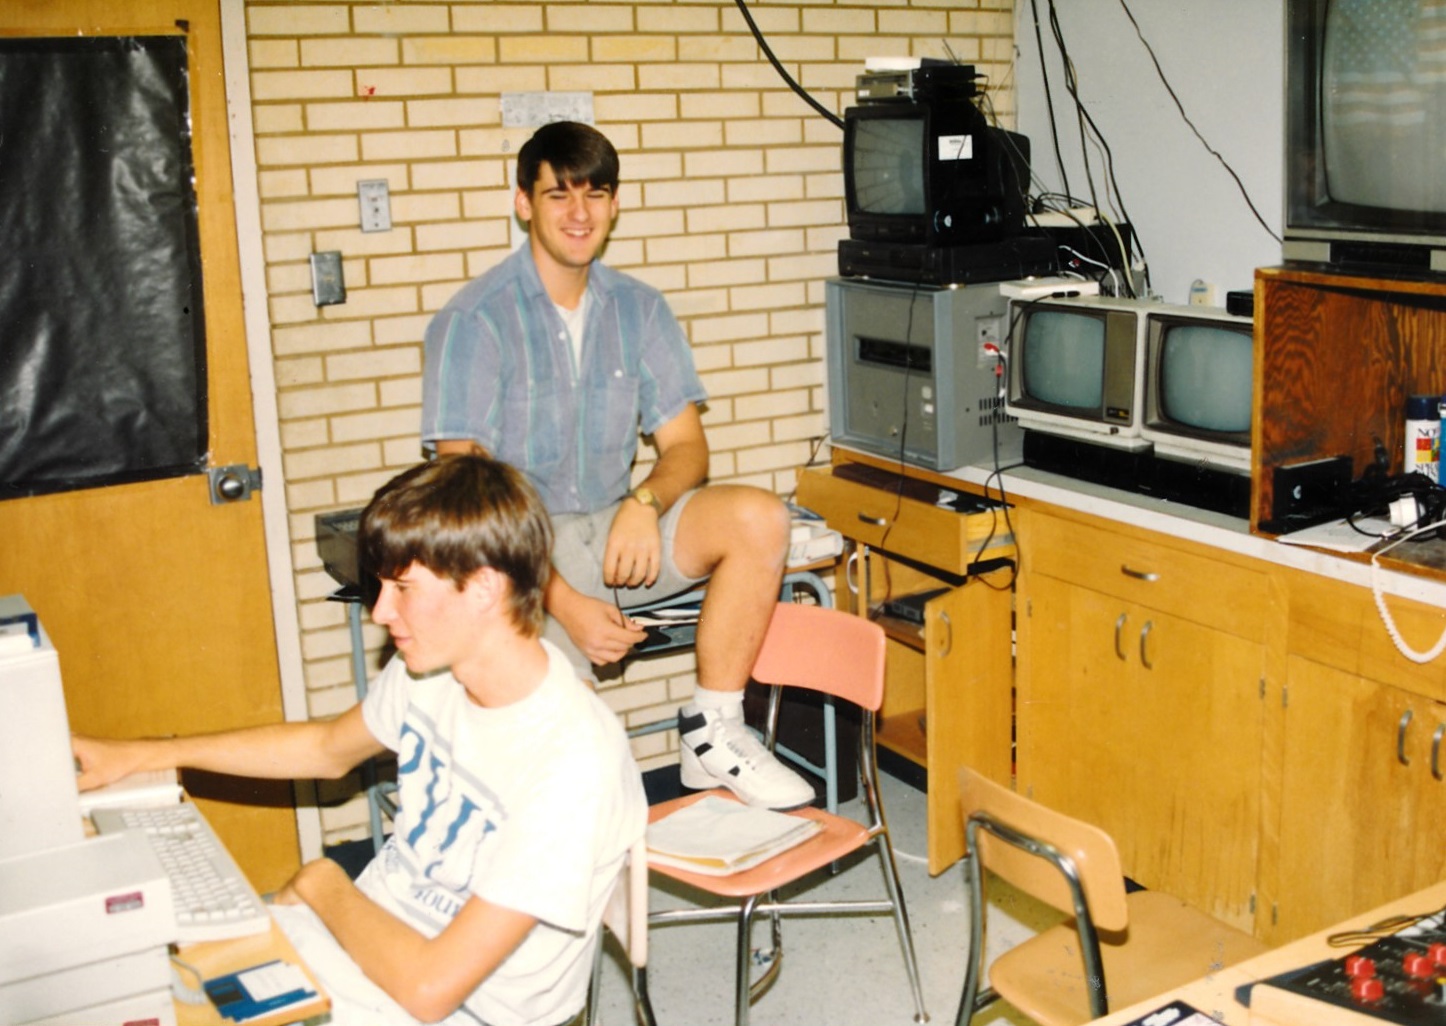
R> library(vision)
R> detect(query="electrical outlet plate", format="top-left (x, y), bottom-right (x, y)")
top-left (358, 179), bottom-right (391, 233)
top-left (310, 251), bottom-right (345, 306)
top-left (499, 91), bottom-right (594, 127)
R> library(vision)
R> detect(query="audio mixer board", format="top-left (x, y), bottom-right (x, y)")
top-left (1246, 906), bottom-right (1446, 1026)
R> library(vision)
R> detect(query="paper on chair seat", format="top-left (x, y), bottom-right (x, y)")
top-left (647, 795), bottom-right (822, 875)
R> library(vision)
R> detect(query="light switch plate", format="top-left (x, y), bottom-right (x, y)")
top-left (310, 251), bottom-right (345, 306)
top-left (358, 179), bottom-right (391, 233)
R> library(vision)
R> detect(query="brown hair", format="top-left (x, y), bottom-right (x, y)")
top-left (358, 454), bottom-right (552, 635)
top-left (517, 120), bottom-right (620, 195)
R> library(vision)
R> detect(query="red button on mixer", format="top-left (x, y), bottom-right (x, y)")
top-left (1345, 955), bottom-right (1377, 978)
top-left (1351, 976), bottom-right (1385, 1003)
top-left (1404, 951), bottom-right (1435, 979)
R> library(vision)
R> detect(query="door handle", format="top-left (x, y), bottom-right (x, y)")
top-left (1114, 613), bottom-right (1128, 661)
top-left (937, 611), bottom-right (952, 658)
top-left (1397, 708), bottom-right (1414, 766)
top-left (1121, 565), bottom-right (1159, 582)
top-left (857, 512), bottom-right (887, 527)
top-left (1139, 621), bottom-right (1154, 670)
top-left (208, 464), bottom-right (262, 504)
top-left (1432, 723), bottom-right (1444, 782)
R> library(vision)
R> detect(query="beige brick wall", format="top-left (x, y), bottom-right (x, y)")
top-left (243, 0), bottom-right (1016, 845)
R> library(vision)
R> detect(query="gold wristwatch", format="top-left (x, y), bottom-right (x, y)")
top-left (629, 486), bottom-right (663, 514)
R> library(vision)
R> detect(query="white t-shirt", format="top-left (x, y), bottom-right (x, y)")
top-left (356, 639), bottom-right (647, 1026)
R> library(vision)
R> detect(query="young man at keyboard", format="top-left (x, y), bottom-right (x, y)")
top-left (73, 454), bottom-right (648, 1026)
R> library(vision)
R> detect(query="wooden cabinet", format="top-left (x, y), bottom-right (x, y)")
top-left (1268, 570), bottom-right (1446, 940)
top-left (796, 460), bottom-right (1015, 874)
top-left (1015, 509), bottom-right (1273, 932)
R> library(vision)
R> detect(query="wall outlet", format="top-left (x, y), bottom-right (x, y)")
top-left (358, 179), bottom-right (391, 233)
top-left (310, 251), bottom-right (345, 306)
top-left (1189, 279), bottom-right (1218, 306)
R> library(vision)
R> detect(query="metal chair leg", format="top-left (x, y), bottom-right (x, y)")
top-left (633, 966), bottom-right (658, 1026)
top-left (735, 894), bottom-right (759, 1026)
top-left (876, 832), bottom-right (930, 1023)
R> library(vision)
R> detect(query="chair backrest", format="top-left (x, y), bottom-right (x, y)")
top-left (957, 766), bottom-right (1129, 932)
top-left (601, 835), bottom-right (649, 970)
top-left (750, 603), bottom-right (886, 713)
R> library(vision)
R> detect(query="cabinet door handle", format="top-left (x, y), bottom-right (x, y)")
top-left (938, 611), bottom-right (952, 657)
top-left (1397, 708), bottom-right (1414, 766)
top-left (845, 549), bottom-right (861, 598)
top-left (858, 512), bottom-right (888, 527)
top-left (1432, 723), bottom-right (1444, 782)
top-left (1114, 613), bottom-right (1129, 660)
top-left (1139, 620), bottom-right (1154, 670)
top-left (1121, 565), bottom-right (1159, 582)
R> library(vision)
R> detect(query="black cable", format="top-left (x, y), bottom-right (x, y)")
top-left (1028, 0), bottom-right (1072, 198)
top-left (1044, 0), bottom-right (1152, 292)
top-left (1047, 2), bottom-right (1103, 220)
top-left (732, 0), bottom-right (843, 130)
top-left (1116, 0), bottom-right (1282, 246)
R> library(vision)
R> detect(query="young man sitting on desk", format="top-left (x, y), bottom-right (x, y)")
top-left (422, 120), bottom-right (812, 811)
top-left (72, 453), bottom-right (648, 1026)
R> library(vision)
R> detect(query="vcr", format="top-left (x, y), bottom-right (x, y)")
top-left (824, 277), bottom-right (1024, 472)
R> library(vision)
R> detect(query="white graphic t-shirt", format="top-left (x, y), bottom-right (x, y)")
top-left (358, 640), bottom-right (646, 1026)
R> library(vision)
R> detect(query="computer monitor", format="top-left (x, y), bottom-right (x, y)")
top-left (1284, 0), bottom-right (1446, 273)
top-left (1004, 295), bottom-right (1152, 452)
top-left (1141, 306), bottom-right (1255, 474)
top-left (843, 98), bottom-right (1030, 247)
top-left (0, 596), bottom-right (84, 859)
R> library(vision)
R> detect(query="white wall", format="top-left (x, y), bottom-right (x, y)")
top-left (1013, 0), bottom-right (1284, 306)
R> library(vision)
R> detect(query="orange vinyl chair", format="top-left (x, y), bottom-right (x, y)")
top-left (954, 766), bottom-right (1267, 1026)
top-left (646, 602), bottom-right (929, 1026)
top-left (587, 836), bottom-right (657, 1026)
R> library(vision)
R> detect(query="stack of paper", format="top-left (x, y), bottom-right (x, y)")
top-left (647, 795), bottom-right (822, 876)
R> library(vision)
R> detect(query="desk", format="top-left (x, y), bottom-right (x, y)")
top-left (175, 923), bottom-right (330, 1026)
top-left (75, 797), bottom-right (330, 1026)
top-left (1087, 879), bottom-right (1446, 1026)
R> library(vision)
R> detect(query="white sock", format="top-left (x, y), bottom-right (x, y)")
top-left (691, 685), bottom-right (744, 713)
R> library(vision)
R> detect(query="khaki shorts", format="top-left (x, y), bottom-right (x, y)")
top-left (543, 489), bottom-right (707, 681)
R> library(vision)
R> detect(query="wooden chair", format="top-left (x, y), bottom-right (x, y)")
top-left (587, 835), bottom-right (658, 1026)
top-left (955, 766), bottom-right (1267, 1026)
top-left (646, 603), bottom-right (929, 1026)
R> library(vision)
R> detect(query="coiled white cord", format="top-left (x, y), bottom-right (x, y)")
top-left (1369, 518), bottom-right (1446, 663)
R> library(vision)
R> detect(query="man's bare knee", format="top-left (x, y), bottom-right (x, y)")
top-left (675, 485), bottom-right (790, 574)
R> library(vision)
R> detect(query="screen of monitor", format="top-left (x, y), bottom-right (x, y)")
top-left (1020, 309), bottom-right (1106, 410)
top-left (850, 116), bottom-right (926, 216)
top-left (1156, 322), bottom-right (1253, 435)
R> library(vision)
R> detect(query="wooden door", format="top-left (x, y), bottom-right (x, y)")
top-left (0, 0), bottom-right (299, 891)
top-left (922, 569), bottom-right (1013, 874)
top-left (1018, 575), bottom-right (1262, 930)
top-left (1275, 660), bottom-right (1446, 940)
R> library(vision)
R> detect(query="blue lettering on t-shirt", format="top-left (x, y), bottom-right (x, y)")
top-left (397, 719), bottom-right (501, 889)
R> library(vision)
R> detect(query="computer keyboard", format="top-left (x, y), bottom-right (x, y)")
top-left (92, 802), bottom-right (272, 944)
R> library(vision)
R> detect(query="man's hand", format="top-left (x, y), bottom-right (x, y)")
top-left (553, 587), bottom-right (648, 666)
top-left (604, 498), bottom-right (664, 588)
top-left (72, 735), bottom-right (156, 792)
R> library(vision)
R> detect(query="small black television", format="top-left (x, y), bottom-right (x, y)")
top-left (843, 98), bottom-right (1030, 247)
top-left (1284, 0), bottom-right (1446, 273)
top-left (1141, 307), bottom-right (1255, 473)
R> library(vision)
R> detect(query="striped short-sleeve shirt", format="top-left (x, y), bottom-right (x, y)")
top-left (422, 246), bottom-right (706, 515)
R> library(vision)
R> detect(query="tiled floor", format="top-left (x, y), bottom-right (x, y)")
top-left (589, 768), bottom-right (1058, 1026)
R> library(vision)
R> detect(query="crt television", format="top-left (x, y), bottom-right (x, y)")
top-left (1140, 306), bottom-right (1255, 473)
top-left (843, 98), bottom-right (1030, 247)
top-left (1284, 0), bottom-right (1446, 273)
top-left (1004, 296), bottom-right (1153, 452)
